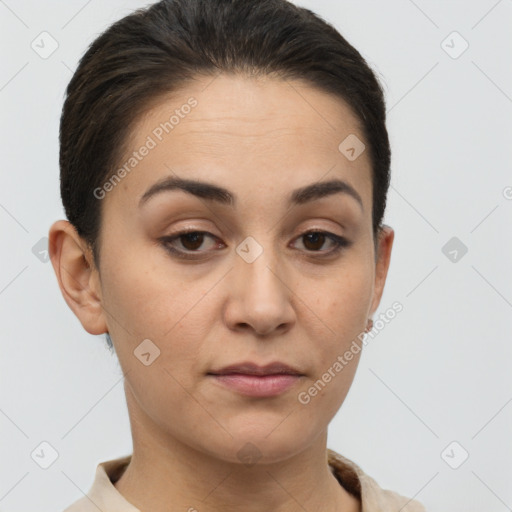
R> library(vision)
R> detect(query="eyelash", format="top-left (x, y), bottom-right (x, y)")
top-left (159, 229), bottom-right (351, 260)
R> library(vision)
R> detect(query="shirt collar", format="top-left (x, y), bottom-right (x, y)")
top-left (71, 450), bottom-right (424, 512)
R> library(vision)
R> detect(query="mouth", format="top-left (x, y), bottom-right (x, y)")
top-left (208, 361), bottom-right (303, 376)
top-left (207, 361), bottom-right (304, 397)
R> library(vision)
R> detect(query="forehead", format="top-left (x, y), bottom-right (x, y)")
top-left (105, 74), bottom-right (372, 213)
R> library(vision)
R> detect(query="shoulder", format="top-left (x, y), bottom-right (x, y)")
top-left (327, 448), bottom-right (427, 511)
top-left (61, 455), bottom-right (137, 512)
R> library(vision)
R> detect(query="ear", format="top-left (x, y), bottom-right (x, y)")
top-left (368, 224), bottom-right (395, 317)
top-left (48, 220), bottom-right (108, 335)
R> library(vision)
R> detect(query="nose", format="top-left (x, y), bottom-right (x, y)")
top-left (223, 246), bottom-right (296, 337)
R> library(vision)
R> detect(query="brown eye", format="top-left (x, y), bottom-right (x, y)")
top-left (302, 232), bottom-right (326, 251)
top-left (179, 232), bottom-right (206, 251)
top-left (160, 230), bottom-right (225, 259)
top-left (292, 230), bottom-right (351, 256)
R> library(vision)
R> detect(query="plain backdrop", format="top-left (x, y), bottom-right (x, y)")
top-left (1, 1), bottom-right (511, 511)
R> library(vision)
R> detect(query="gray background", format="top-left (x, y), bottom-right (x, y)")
top-left (1, 1), bottom-right (511, 510)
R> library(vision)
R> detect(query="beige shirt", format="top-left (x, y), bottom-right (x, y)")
top-left (63, 449), bottom-right (426, 511)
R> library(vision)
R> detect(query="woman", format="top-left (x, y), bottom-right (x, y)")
top-left (49, 0), bottom-right (426, 510)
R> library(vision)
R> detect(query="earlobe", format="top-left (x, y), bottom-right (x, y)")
top-left (368, 225), bottom-right (395, 317)
top-left (48, 220), bottom-right (108, 335)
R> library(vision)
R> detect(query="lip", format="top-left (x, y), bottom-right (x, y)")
top-left (208, 361), bottom-right (303, 376)
top-left (207, 361), bottom-right (304, 397)
top-left (209, 374), bottom-right (302, 397)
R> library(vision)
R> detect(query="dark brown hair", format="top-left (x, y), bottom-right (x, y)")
top-left (60, 0), bottom-right (391, 269)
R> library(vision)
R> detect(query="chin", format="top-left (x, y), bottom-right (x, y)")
top-left (196, 418), bottom-right (320, 466)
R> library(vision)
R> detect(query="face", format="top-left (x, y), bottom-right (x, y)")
top-left (55, 74), bottom-right (393, 464)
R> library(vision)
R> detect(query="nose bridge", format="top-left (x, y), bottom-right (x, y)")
top-left (237, 235), bottom-right (285, 300)
top-left (226, 234), bottom-right (295, 335)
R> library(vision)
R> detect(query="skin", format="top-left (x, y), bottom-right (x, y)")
top-left (49, 73), bottom-right (394, 512)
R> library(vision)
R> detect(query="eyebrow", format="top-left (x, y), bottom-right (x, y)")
top-left (139, 176), bottom-right (363, 211)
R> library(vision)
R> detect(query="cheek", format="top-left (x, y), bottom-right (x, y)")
top-left (295, 261), bottom-right (372, 413)
top-left (305, 258), bottom-right (374, 343)
top-left (100, 258), bottom-right (214, 423)
top-left (101, 249), bottom-right (228, 386)
top-left (101, 242), bottom-right (200, 332)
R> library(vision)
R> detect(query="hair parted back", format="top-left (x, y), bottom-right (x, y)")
top-left (60, 0), bottom-right (391, 269)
